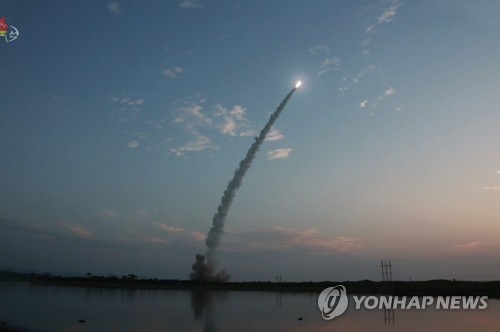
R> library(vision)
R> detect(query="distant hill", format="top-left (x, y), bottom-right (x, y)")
top-left (0, 271), bottom-right (31, 281)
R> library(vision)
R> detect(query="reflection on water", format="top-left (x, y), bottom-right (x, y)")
top-left (1, 282), bottom-right (499, 331)
top-left (190, 289), bottom-right (228, 332)
top-left (275, 291), bottom-right (282, 308)
top-left (383, 308), bottom-right (395, 325)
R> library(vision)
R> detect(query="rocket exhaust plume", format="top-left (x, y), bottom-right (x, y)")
top-left (191, 83), bottom-right (300, 282)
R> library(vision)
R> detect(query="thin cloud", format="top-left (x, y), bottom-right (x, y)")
top-left (340, 64), bottom-right (380, 92)
top-left (99, 210), bottom-right (119, 219)
top-left (496, 170), bottom-right (500, 175)
top-left (163, 66), bottom-right (185, 79)
top-left (179, 0), bottom-right (203, 9)
top-left (59, 222), bottom-right (93, 239)
top-left (128, 140), bottom-right (139, 148)
top-left (170, 133), bottom-right (219, 156)
top-left (125, 132), bottom-right (147, 149)
top-left (383, 88), bottom-right (395, 97)
top-left (171, 102), bottom-right (224, 156)
top-left (265, 128), bottom-right (284, 141)
top-left (454, 241), bottom-right (498, 253)
top-left (174, 104), bottom-right (212, 127)
top-left (110, 96), bottom-right (144, 106)
top-left (228, 227), bottom-right (363, 255)
top-left (239, 129), bottom-right (256, 137)
top-left (229, 105), bottom-right (246, 120)
top-left (354, 65), bottom-right (379, 84)
top-left (191, 231), bottom-right (206, 241)
top-left (370, 88), bottom-right (396, 108)
top-left (221, 117), bottom-right (237, 135)
top-left (107, 1), bottom-right (121, 14)
top-left (363, 1), bottom-right (402, 57)
top-left (365, 25), bottom-right (376, 33)
top-left (111, 91), bottom-right (257, 157)
top-left (308, 45), bottom-right (330, 55)
top-left (378, 1), bottom-right (402, 24)
top-left (109, 96), bottom-right (144, 123)
top-left (70, 226), bottom-right (93, 239)
top-left (481, 186), bottom-right (500, 191)
top-left (267, 148), bottom-right (292, 160)
top-left (318, 57), bottom-right (340, 76)
top-left (360, 100), bottom-right (368, 108)
top-left (455, 241), bottom-right (483, 250)
top-left (143, 235), bottom-right (170, 246)
top-left (214, 104), bottom-right (251, 136)
top-left (154, 222), bottom-right (184, 233)
top-left (374, 88), bottom-right (396, 101)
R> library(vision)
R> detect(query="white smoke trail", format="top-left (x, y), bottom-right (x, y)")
top-left (191, 85), bottom-right (298, 281)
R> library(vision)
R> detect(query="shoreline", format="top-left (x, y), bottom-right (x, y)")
top-left (2, 272), bottom-right (499, 298)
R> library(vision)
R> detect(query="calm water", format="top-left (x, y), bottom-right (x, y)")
top-left (1, 282), bottom-right (499, 331)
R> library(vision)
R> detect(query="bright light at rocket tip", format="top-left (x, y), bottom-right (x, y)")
top-left (295, 80), bottom-right (302, 88)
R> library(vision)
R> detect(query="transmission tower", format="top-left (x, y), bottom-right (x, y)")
top-left (381, 260), bottom-right (393, 281)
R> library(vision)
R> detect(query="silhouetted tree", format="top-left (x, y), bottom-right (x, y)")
top-left (122, 274), bottom-right (138, 281)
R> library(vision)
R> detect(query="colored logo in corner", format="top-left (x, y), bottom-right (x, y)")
top-left (0, 17), bottom-right (20, 43)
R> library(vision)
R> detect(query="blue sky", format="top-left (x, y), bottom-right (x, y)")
top-left (1, 0), bottom-right (500, 281)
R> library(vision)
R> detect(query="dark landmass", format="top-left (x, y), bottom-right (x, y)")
top-left (1, 271), bottom-right (499, 298)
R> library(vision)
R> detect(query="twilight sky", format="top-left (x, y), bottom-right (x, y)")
top-left (1, 0), bottom-right (500, 281)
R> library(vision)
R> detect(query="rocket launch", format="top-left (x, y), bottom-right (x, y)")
top-left (190, 82), bottom-right (301, 282)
